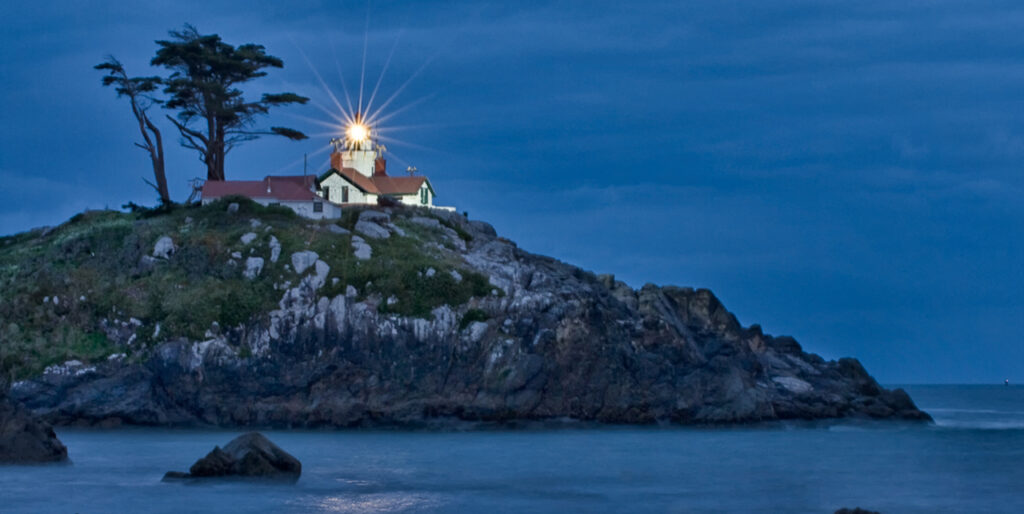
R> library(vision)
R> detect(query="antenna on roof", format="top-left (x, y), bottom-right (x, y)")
top-left (406, 166), bottom-right (417, 176)
top-left (303, 153), bottom-right (308, 177)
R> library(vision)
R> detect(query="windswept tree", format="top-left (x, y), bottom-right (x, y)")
top-left (151, 25), bottom-right (309, 181)
top-left (94, 57), bottom-right (171, 206)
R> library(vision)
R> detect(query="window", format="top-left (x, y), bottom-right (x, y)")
top-left (342, 186), bottom-right (349, 203)
top-left (313, 202), bottom-right (323, 213)
top-left (420, 187), bottom-right (428, 205)
top-left (322, 186), bottom-right (330, 201)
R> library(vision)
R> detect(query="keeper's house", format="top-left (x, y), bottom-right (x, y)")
top-left (317, 131), bottom-right (439, 208)
top-left (200, 175), bottom-right (342, 219)
top-left (199, 115), bottom-right (451, 219)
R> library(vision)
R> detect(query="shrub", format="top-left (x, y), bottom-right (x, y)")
top-left (459, 308), bottom-right (489, 330)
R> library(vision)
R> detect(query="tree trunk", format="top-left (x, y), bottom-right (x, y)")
top-left (205, 106), bottom-right (220, 181)
top-left (131, 99), bottom-right (171, 206)
top-left (146, 118), bottom-right (171, 205)
top-left (214, 123), bottom-right (227, 181)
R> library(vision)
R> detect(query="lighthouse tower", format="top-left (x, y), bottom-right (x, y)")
top-left (329, 113), bottom-right (384, 178)
top-left (318, 112), bottom-right (449, 210)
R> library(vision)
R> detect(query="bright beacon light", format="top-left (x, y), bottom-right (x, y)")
top-left (346, 123), bottom-right (369, 143)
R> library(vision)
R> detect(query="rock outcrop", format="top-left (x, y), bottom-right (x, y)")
top-left (0, 395), bottom-right (68, 464)
top-left (7, 205), bottom-right (931, 428)
top-left (163, 432), bottom-right (301, 481)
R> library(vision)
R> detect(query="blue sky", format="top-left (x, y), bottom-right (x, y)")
top-left (2, 1), bottom-right (1022, 383)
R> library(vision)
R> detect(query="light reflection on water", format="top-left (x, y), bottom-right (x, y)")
top-left (1, 385), bottom-right (1023, 513)
top-left (301, 493), bottom-right (443, 513)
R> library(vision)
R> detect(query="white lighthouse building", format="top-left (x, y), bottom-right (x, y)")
top-left (317, 114), bottom-right (444, 209)
top-left (333, 119), bottom-right (378, 177)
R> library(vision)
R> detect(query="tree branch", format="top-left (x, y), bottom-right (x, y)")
top-left (142, 177), bottom-right (160, 194)
top-left (164, 115), bottom-right (208, 145)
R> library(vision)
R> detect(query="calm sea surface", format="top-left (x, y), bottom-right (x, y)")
top-left (2, 385), bottom-right (1023, 513)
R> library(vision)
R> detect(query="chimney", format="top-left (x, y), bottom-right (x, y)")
top-left (374, 157), bottom-right (387, 176)
top-left (330, 151), bottom-right (343, 171)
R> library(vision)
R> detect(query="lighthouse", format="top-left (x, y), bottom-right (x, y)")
top-left (328, 112), bottom-right (383, 178)
top-left (318, 114), bottom-right (451, 210)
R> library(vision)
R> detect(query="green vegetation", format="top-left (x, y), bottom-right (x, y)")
top-left (315, 208), bottom-right (491, 317)
top-left (0, 200), bottom-right (492, 380)
top-left (459, 308), bottom-right (489, 330)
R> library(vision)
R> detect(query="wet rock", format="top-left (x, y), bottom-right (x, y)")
top-left (163, 432), bottom-right (300, 482)
top-left (0, 396), bottom-right (68, 464)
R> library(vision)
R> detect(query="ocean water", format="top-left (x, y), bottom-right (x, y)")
top-left (2, 385), bottom-right (1023, 513)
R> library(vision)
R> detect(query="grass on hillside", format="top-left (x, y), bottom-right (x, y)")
top-left (0, 198), bottom-right (491, 380)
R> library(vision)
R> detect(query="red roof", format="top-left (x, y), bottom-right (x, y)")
top-left (332, 168), bottom-right (381, 194)
top-left (326, 168), bottom-right (428, 195)
top-left (373, 175), bottom-right (428, 195)
top-left (265, 175), bottom-right (317, 188)
top-left (202, 176), bottom-right (321, 202)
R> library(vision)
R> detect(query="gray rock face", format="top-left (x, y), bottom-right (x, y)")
top-left (358, 210), bottom-right (390, 223)
top-left (240, 232), bottom-right (258, 245)
top-left (308, 260), bottom-right (330, 290)
top-left (152, 236), bottom-right (175, 259)
top-left (290, 251), bottom-right (319, 274)
top-left (269, 236), bottom-right (281, 263)
top-left (351, 236), bottom-right (372, 260)
top-left (410, 216), bottom-right (440, 228)
top-left (468, 220), bottom-right (497, 237)
top-left (0, 396), bottom-right (68, 464)
top-left (355, 220), bottom-right (390, 239)
top-left (163, 432), bottom-right (300, 482)
top-left (243, 257), bottom-right (264, 280)
top-left (11, 209), bottom-right (931, 429)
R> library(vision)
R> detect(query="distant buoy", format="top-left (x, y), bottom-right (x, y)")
top-left (1006, 379), bottom-right (1010, 386)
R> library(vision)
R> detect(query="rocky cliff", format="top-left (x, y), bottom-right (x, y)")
top-left (1, 200), bottom-right (930, 427)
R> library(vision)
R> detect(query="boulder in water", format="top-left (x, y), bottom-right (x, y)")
top-left (163, 432), bottom-right (300, 482)
top-left (0, 397), bottom-right (68, 464)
